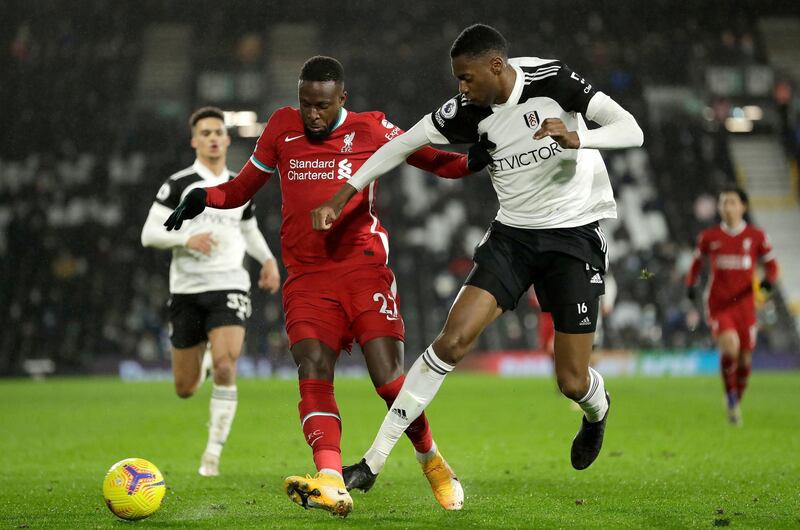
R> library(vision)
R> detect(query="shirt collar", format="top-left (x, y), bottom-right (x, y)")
top-left (492, 64), bottom-right (524, 110)
top-left (721, 221), bottom-right (747, 236)
top-left (193, 159), bottom-right (229, 181)
top-left (332, 108), bottom-right (348, 131)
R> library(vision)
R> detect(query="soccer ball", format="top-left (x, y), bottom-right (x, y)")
top-left (102, 458), bottom-right (166, 520)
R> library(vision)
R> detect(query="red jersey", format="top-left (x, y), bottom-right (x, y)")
top-left (685, 222), bottom-right (778, 312)
top-left (204, 107), bottom-right (469, 274)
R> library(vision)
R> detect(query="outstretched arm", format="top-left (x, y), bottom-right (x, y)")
top-left (311, 120), bottom-right (431, 230)
top-left (405, 147), bottom-right (470, 179)
top-left (206, 160), bottom-right (272, 209)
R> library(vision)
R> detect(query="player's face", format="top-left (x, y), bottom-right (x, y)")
top-left (451, 53), bottom-right (503, 107)
top-left (718, 192), bottom-right (746, 225)
top-left (191, 117), bottom-right (230, 161)
top-left (298, 80), bottom-right (346, 140)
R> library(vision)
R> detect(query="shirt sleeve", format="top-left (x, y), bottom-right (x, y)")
top-left (347, 119), bottom-right (431, 192)
top-left (535, 62), bottom-right (598, 114)
top-left (250, 110), bottom-right (282, 173)
top-left (425, 94), bottom-right (491, 145)
top-left (685, 231), bottom-right (708, 287)
top-left (577, 92), bottom-right (644, 149)
top-left (154, 178), bottom-right (184, 210)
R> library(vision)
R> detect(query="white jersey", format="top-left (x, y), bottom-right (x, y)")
top-left (423, 57), bottom-right (617, 229)
top-left (150, 160), bottom-right (258, 294)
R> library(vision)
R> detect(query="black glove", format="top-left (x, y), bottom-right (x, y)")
top-left (759, 278), bottom-right (773, 294)
top-left (686, 286), bottom-right (696, 302)
top-left (164, 188), bottom-right (207, 231)
top-left (467, 133), bottom-right (496, 172)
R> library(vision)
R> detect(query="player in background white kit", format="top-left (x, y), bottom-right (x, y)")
top-left (312, 24), bottom-right (643, 494)
top-left (141, 107), bottom-right (280, 476)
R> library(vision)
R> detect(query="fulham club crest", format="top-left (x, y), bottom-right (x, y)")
top-left (523, 110), bottom-right (540, 130)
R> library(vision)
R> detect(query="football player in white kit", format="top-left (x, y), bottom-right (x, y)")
top-left (141, 107), bottom-right (280, 476)
top-left (312, 24), bottom-right (643, 495)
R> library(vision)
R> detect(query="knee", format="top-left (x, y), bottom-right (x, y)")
top-left (174, 380), bottom-right (196, 399)
top-left (296, 354), bottom-right (335, 381)
top-left (556, 372), bottom-right (589, 401)
top-left (212, 357), bottom-right (236, 384)
top-left (432, 331), bottom-right (474, 365)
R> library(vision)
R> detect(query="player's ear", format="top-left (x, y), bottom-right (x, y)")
top-left (489, 55), bottom-right (504, 75)
top-left (190, 135), bottom-right (198, 149)
top-left (340, 89), bottom-right (348, 106)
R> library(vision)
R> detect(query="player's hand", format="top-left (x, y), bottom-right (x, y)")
top-left (164, 188), bottom-right (207, 231)
top-left (311, 201), bottom-right (341, 231)
top-left (533, 118), bottom-right (581, 149)
top-left (258, 258), bottom-right (281, 294)
top-left (759, 279), bottom-right (773, 295)
top-left (686, 286), bottom-right (696, 302)
top-left (467, 133), bottom-right (496, 172)
top-left (185, 232), bottom-right (215, 256)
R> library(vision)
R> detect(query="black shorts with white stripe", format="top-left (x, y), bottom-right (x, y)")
top-left (465, 220), bottom-right (607, 322)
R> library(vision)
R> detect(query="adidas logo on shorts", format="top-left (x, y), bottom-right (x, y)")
top-left (590, 273), bottom-right (603, 284)
top-left (579, 317), bottom-right (592, 326)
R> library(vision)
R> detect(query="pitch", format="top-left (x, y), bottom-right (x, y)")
top-left (1, 373), bottom-right (798, 528)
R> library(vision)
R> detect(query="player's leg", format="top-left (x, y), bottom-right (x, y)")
top-left (360, 284), bottom-right (502, 477)
top-left (281, 277), bottom-right (352, 516)
top-left (284, 337), bottom-right (353, 517)
top-left (167, 293), bottom-right (209, 398)
top-left (540, 250), bottom-right (610, 470)
top-left (197, 290), bottom-right (251, 476)
top-left (197, 324), bottom-right (245, 476)
top-left (171, 343), bottom-right (207, 398)
top-left (551, 300), bottom-right (610, 469)
top-left (356, 336), bottom-right (463, 509)
top-left (735, 312), bottom-right (757, 405)
top-left (715, 313), bottom-right (741, 423)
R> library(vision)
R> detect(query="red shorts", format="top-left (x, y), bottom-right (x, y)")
top-left (707, 300), bottom-right (757, 351)
top-left (282, 264), bottom-right (405, 353)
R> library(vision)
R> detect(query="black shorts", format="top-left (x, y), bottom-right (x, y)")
top-left (465, 220), bottom-right (607, 333)
top-left (167, 290), bottom-right (251, 348)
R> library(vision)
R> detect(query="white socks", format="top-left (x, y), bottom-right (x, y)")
top-left (415, 441), bottom-right (438, 463)
top-left (577, 367), bottom-right (608, 422)
top-left (205, 384), bottom-right (238, 457)
top-left (364, 347), bottom-right (454, 474)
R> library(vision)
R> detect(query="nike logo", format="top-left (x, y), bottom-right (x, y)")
top-left (284, 134), bottom-right (304, 142)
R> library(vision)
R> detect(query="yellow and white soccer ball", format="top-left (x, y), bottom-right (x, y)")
top-left (102, 458), bottom-right (166, 520)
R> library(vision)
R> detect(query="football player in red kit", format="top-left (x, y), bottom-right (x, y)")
top-left (686, 187), bottom-right (779, 426)
top-left (164, 56), bottom-right (487, 516)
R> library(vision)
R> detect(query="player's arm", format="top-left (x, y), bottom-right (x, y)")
top-left (141, 179), bottom-right (215, 255)
top-left (533, 64), bottom-right (643, 149)
top-left (240, 205), bottom-right (280, 294)
top-left (405, 147), bottom-right (471, 179)
top-left (311, 119), bottom-right (431, 230)
top-left (685, 232), bottom-right (708, 300)
top-left (757, 232), bottom-right (779, 293)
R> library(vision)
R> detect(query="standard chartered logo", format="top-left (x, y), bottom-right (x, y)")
top-left (284, 157), bottom-right (353, 181)
top-left (337, 159), bottom-right (352, 180)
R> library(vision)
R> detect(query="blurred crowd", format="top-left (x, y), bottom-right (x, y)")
top-left (1, 0), bottom-right (798, 375)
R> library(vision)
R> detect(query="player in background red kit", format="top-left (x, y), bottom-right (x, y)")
top-left (685, 187), bottom-right (779, 426)
top-left (164, 56), bottom-right (487, 517)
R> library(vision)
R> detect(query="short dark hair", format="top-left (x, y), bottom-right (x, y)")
top-left (189, 106), bottom-right (225, 129)
top-left (450, 24), bottom-right (508, 59)
top-left (300, 56), bottom-right (344, 83)
top-left (720, 185), bottom-right (749, 205)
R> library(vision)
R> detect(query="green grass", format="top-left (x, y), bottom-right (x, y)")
top-left (1, 373), bottom-right (799, 528)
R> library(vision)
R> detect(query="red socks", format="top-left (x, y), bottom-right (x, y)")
top-left (376, 375), bottom-right (434, 454)
top-left (736, 363), bottom-right (752, 402)
top-left (298, 379), bottom-right (342, 474)
top-left (720, 356), bottom-right (738, 407)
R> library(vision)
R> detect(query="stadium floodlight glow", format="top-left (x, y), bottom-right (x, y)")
top-left (724, 117), bottom-right (753, 133)
top-left (223, 111), bottom-right (258, 127)
top-left (743, 105), bottom-right (763, 120)
top-left (238, 123), bottom-right (265, 137)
